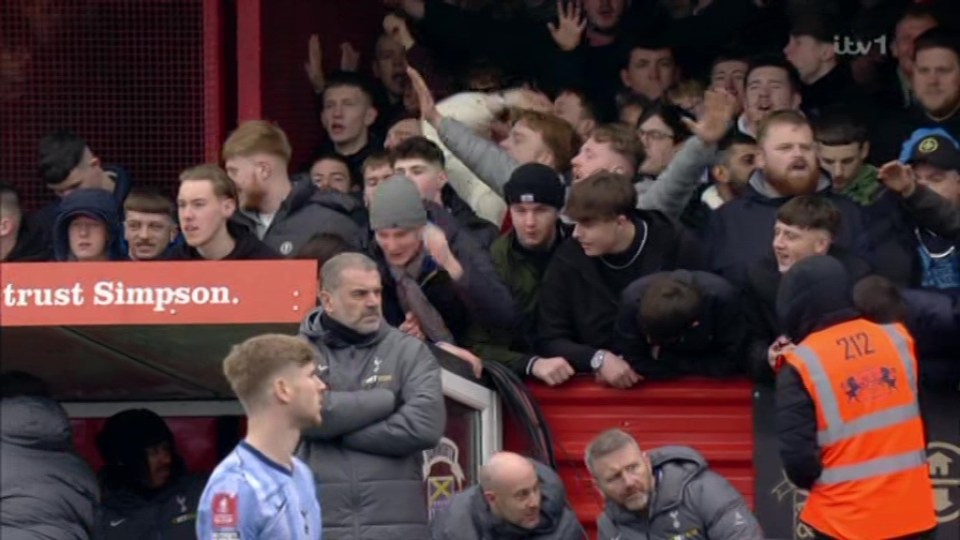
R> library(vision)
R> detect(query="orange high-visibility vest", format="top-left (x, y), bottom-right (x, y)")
top-left (781, 320), bottom-right (936, 540)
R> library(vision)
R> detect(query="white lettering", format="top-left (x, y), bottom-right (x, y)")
top-left (92, 281), bottom-right (233, 312)
top-left (3, 283), bottom-right (85, 307)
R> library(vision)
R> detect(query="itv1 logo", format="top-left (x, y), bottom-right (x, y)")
top-left (834, 35), bottom-right (888, 56)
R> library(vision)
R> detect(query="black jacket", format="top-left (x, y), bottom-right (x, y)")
top-left (707, 171), bottom-right (872, 286)
top-left (744, 247), bottom-right (871, 383)
top-left (775, 256), bottom-right (860, 490)
top-left (167, 221), bottom-right (279, 260)
top-left (373, 203), bottom-right (517, 345)
top-left (616, 270), bottom-right (748, 379)
top-left (536, 210), bottom-right (706, 371)
top-left (440, 184), bottom-right (499, 250)
top-left (800, 64), bottom-right (871, 123)
top-left (95, 473), bottom-right (205, 540)
top-left (870, 105), bottom-right (960, 165)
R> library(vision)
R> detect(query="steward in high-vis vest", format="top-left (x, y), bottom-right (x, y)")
top-left (774, 256), bottom-right (936, 540)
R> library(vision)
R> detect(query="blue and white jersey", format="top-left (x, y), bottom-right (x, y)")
top-left (196, 442), bottom-right (321, 540)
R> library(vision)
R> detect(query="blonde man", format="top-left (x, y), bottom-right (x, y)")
top-left (222, 120), bottom-right (362, 256)
top-left (196, 334), bottom-right (327, 540)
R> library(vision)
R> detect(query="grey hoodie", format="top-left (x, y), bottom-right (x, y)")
top-left (297, 308), bottom-right (446, 540)
top-left (430, 460), bottom-right (585, 540)
top-left (437, 117), bottom-right (715, 220)
top-left (596, 446), bottom-right (762, 540)
top-left (1, 397), bottom-right (98, 540)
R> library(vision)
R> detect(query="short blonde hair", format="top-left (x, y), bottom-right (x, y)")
top-left (179, 163), bottom-right (238, 201)
top-left (222, 334), bottom-right (318, 407)
top-left (221, 120), bottom-right (292, 164)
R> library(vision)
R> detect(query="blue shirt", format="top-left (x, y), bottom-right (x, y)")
top-left (196, 442), bottom-right (321, 540)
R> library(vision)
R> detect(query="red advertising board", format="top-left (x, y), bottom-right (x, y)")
top-left (0, 261), bottom-right (317, 327)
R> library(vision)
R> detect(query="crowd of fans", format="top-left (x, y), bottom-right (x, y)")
top-left (1, 0), bottom-right (958, 538)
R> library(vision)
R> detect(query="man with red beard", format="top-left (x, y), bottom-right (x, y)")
top-left (707, 111), bottom-right (872, 286)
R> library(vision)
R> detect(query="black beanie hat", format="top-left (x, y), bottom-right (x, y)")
top-left (96, 408), bottom-right (174, 466)
top-left (503, 163), bottom-right (566, 210)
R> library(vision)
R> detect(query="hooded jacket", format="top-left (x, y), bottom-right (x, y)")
top-left (25, 166), bottom-right (132, 256)
top-left (232, 178), bottom-right (364, 256)
top-left (53, 188), bottom-right (124, 261)
top-left (298, 308), bottom-right (445, 540)
top-left (616, 270), bottom-right (749, 379)
top-left (94, 409), bottom-right (204, 540)
top-left (536, 210), bottom-right (706, 371)
top-left (596, 446), bottom-right (763, 540)
top-left (167, 221), bottom-right (279, 260)
top-left (774, 256), bottom-right (860, 490)
top-left (0, 397), bottom-right (98, 540)
top-left (429, 460), bottom-right (584, 540)
top-left (707, 170), bottom-right (872, 286)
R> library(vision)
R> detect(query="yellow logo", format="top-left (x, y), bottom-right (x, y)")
top-left (919, 137), bottom-right (939, 154)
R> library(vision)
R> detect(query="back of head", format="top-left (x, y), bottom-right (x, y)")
top-left (564, 171), bottom-right (637, 223)
top-left (0, 370), bottom-right (50, 399)
top-left (513, 109), bottom-right (582, 171)
top-left (853, 275), bottom-right (906, 324)
top-left (296, 232), bottom-right (353, 278)
top-left (368, 175), bottom-right (427, 231)
top-left (638, 276), bottom-right (703, 345)
top-left (813, 106), bottom-right (869, 147)
top-left (221, 120), bottom-right (293, 164)
top-left (777, 255), bottom-right (854, 343)
top-left (585, 428), bottom-right (638, 478)
top-left (222, 333), bottom-right (320, 411)
top-left (38, 130), bottom-right (88, 186)
top-left (776, 195), bottom-right (842, 238)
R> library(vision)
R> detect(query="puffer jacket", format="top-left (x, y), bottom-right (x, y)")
top-left (95, 473), bottom-right (205, 540)
top-left (298, 308), bottom-right (446, 540)
top-left (1, 397), bottom-right (98, 540)
top-left (597, 446), bottom-right (763, 540)
top-left (430, 460), bottom-right (584, 540)
top-left (232, 178), bottom-right (365, 255)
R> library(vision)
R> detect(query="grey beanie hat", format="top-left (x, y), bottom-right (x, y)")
top-left (369, 174), bottom-right (428, 231)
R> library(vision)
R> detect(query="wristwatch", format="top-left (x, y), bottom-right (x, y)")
top-left (590, 350), bottom-right (606, 372)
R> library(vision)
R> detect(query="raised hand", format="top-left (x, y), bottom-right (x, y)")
top-left (383, 13), bottom-right (415, 50)
top-left (878, 160), bottom-right (917, 197)
top-left (681, 88), bottom-right (738, 144)
top-left (547, 1), bottom-right (587, 52)
top-left (406, 65), bottom-right (440, 126)
top-left (340, 42), bottom-right (360, 72)
top-left (304, 34), bottom-right (325, 94)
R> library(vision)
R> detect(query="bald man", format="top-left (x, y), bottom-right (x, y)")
top-left (430, 452), bottom-right (584, 540)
